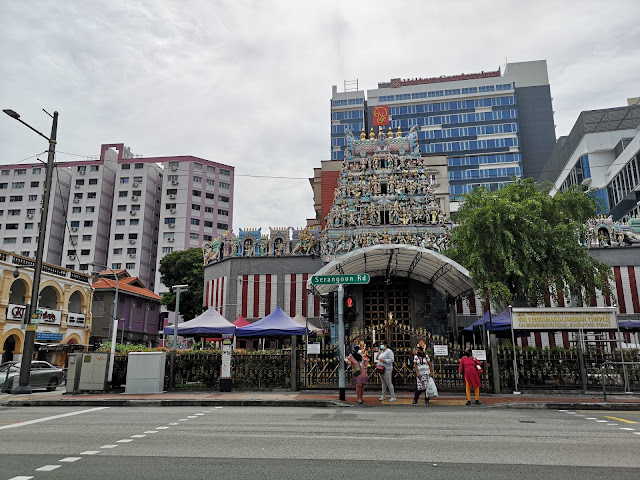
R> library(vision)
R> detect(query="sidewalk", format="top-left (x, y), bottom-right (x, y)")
top-left (3, 387), bottom-right (640, 409)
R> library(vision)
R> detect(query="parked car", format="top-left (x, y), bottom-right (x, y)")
top-left (0, 361), bottom-right (64, 393)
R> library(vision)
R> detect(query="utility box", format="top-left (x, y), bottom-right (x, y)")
top-left (125, 352), bottom-right (166, 394)
top-left (77, 352), bottom-right (110, 391)
top-left (66, 353), bottom-right (84, 394)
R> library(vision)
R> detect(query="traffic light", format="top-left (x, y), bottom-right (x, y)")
top-left (345, 294), bottom-right (356, 323)
top-left (320, 292), bottom-right (336, 323)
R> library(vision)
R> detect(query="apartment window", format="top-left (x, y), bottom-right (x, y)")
top-left (192, 204), bottom-right (201, 211)
top-left (26, 208), bottom-right (35, 215)
top-left (219, 195), bottom-right (229, 203)
top-left (168, 175), bottom-right (178, 183)
top-left (10, 196), bottom-right (22, 202)
top-left (66, 264), bottom-right (74, 269)
top-left (135, 163), bottom-right (143, 169)
top-left (132, 190), bottom-right (141, 196)
top-left (164, 218), bottom-right (176, 224)
top-left (28, 194), bottom-right (37, 201)
top-left (203, 235), bottom-right (212, 241)
top-left (72, 207), bottom-right (81, 213)
top-left (194, 163), bottom-right (202, 171)
top-left (166, 203), bottom-right (176, 210)
top-left (12, 182), bottom-right (25, 188)
top-left (23, 237), bottom-right (32, 243)
top-left (130, 219), bottom-right (139, 225)
top-left (117, 205), bottom-right (126, 212)
top-left (219, 182), bottom-right (230, 189)
top-left (84, 220), bottom-right (93, 227)
top-left (116, 219), bottom-right (125, 226)
top-left (217, 223), bottom-right (228, 230)
top-left (69, 235), bottom-right (78, 245)
top-left (205, 192), bottom-right (214, 200)
top-left (193, 176), bottom-right (202, 183)
top-left (15, 169), bottom-right (27, 176)
top-left (76, 180), bottom-right (85, 186)
top-left (206, 179), bottom-right (215, 187)
top-left (82, 235), bottom-right (92, 241)
top-left (113, 248), bottom-right (123, 254)
top-left (220, 169), bottom-right (231, 176)
top-left (126, 263), bottom-right (136, 269)
top-left (205, 206), bottom-right (213, 213)
top-left (193, 190), bottom-right (201, 197)
top-left (67, 249), bottom-right (77, 256)
top-left (74, 193), bottom-right (83, 199)
top-left (0, 170), bottom-right (8, 176)
top-left (131, 204), bottom-right (140, 211)
top-left (30, 181), bottom-right (39, 188)
top-left (0, 209), bottom-right (3, 215)
top-left (207, 166), bottom-right (215, 174)
top-left (89, 178), bottom-right (98, 185)
top-left (4, 237), bottom-right (16, 244)
top-left (70, 221), bottom-right (79, 228)
top-left (81, 249), bottom-right (90, 255)
top-left (129, 233), bottom-right (138, 239)
top-left (133, 176), bottom-right (143, 182)
top-left (127, 248), bottom-right (136, 255)
top-left (112, 263), bottom-right (121, 269)
top-left (162, 247), bottom-right (174, 254)
top-left (86, 206), bottom-right (95, 213)
top-left (190, 233), bottom-right (199, 240)
top-left (119, 191), bottom-right (128, 197)
top-left (0, 197), bottom-right (5, 202)
top-left (90, 165), bottom-right (99, 172)
top-left (8, 209), bottom-right (20, 215)
top-left (77, 166), bottom-right (86, 174)
top-left (6, 224), bottom-right (18, 230)
top-left (115, 234), bottom-right (124, 240)
top-left (204, 221), bottom-right (213, 227)
top-left (218, 209), bottom-right (229, 216)
top-left (121, 177), bottom-right (129, 184)
top-left (167, 188), bottom-right (177, 195)
top-left (0, 183), bottom-right (6, 189)
top-left (88, 192), bottom-right (97, 199)
top-left (168, 161), bottom-right (179, 169)
top-left (32, 168), bottom-right (41, 175)
top-left (122, 164), bottom-right (131, 170)
top-left (190, 218), bottom-right (200, 226)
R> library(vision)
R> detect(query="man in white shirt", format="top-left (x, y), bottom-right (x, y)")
top-left (377, 341), bottom-right (396, 402)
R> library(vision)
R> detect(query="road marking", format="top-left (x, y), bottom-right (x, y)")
top-left (178, 419), bottom-right (188, 421)
top-left (634, 432), bottom-right (640, 435)
top-left (80, 451), bottom-right (100, 455)
top-left (596, 420), bottom-right (608, 423)
top-left (567, 412), bottom-right (577, 414)
top-left (203, 410), bottom-right (211, 412)
top-left (604, 416), bottom-right (638, 424)
top-left (214, 407), bottom-right (223, 409)
top-left (9, 476), bottom-right (34, 480)
top-left (131, 435), bottom-right (146, 438)
top-left (36, 466), bottom-right (60, 472)
top-left (620, 427), bottom-right (635, 431)
top-left (117, 439), bottom-right (133, 443)
top-left (606, 423), bottom-right (619, 426)
top-left (187, 416), bottom-right (197, 418)
top-left (100, 445), bottom-right (118, 448)
top-left (585, 417), bottom-right (597, 420)
top-left (168, 423), bottom-right (178, 425)
top-left (559, 409), bottom-right (568, 412)
top-left (156, 426), bottom-right (169, 430)
top-left (0, 407), bottom-right (109, 431)
top-left (59, 457), bottom-right (82, 462)
top-left (194, 413), bottom-right (204, 416)
top-left (144, 431), bottom-right (158, 434)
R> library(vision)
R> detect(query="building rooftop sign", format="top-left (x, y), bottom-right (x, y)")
top-left (390, 68), bottom-right (501, 88)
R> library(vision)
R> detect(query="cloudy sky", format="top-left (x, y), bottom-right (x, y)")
top-left (1, 1), bottom-right (639, 233)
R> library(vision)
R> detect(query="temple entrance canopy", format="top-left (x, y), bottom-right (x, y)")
top-left (307, 244), bottom-right (474, 301)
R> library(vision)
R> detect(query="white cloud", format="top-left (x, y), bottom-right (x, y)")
top-left (1, 0), bottom-right (639, 233)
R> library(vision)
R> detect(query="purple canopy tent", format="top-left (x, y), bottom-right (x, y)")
top-left (163, 306), bottom-right (236, 336)
top-left (235, 306), bottom-right (308, 337)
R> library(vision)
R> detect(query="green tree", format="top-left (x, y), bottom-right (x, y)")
top-left (445, 178), bottom-right (612, 308)
top-left (158, 248), bottom-right (205, 320)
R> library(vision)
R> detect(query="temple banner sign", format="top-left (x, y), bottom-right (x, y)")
top-left (511, 307), bottom-right (618, 330)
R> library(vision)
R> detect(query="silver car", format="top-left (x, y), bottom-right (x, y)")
top-left (0, 361), bottom-right (64, 393)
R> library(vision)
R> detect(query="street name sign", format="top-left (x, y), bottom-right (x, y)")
top-left (311, 274), bottom-right (370, 285)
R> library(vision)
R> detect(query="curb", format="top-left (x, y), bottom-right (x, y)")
top-left (489, 402), bottom-right (640, 411)
top-left (3, 398), bottom-right (347, 408)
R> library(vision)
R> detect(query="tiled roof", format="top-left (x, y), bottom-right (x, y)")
top-left (92, 278), bottom-right (161, 300)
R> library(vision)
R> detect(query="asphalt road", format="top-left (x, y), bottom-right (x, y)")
top-left (1, 404), bottom-right (639, 480)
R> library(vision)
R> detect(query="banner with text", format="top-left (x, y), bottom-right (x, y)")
top-left (511, 308), bottom-right (618, 330)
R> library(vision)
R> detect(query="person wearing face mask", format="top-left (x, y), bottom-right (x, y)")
top-left (346, 344), bottom-right (369, 404)
top-left (377, 341), bottom-right (396, 402)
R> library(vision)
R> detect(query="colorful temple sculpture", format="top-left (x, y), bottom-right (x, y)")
top-left (583, 216), bottom-right (640, 248)
top-left (202, 125), bottom-right (452, 265)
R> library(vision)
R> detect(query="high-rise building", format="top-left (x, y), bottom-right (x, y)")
top-left (0, 143), bottom-right (234, 293)
top-left (538, 102), bottom-right (640, 220)
top-left (331, 60), bottom-right (556, 211)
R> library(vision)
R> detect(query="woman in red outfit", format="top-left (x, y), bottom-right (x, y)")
top-left (459, 348), bottom-right (482, 405)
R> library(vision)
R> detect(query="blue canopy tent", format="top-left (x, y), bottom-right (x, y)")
top-left (163, 306), bottom-right (236, 336)
top-left (235, 306), bottom-right (309, 337)
top-left (619, 320), bottom-right (640, 329)
top-left (464, 308), bottom-right (512, 332)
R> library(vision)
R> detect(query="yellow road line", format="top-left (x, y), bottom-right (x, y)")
top-left (604, 416), bottom-right (638, 424)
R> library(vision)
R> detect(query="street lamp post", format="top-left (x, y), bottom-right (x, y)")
top-left (3, 109), bottom-right (58, 395)
top-left (169, 284), bottom-right (188, 391)
top-left (91, 264), bottom-right (119, 385)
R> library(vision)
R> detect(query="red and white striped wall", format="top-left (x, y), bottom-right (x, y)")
top-left (205, 276), bottom-right (227, 316)
top-left (236, 274), bottom-right (278, 320)
top-left (282, 273), bottom-right (320, 318)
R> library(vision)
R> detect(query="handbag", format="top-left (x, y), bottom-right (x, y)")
top-left (426, 376), bottom-right (438, 398)
top-left (376, 364), bottom-right (385, 374)
top-left (352, 365), bottom-right (362, 377)
top-left (475, 361), bottom-right (484, 375)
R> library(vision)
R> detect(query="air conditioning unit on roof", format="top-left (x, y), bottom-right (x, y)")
top-left (129, 239), bottom-right (136, 244)
top-left (132, 195), bottom-right (138, 201)
top-left (169, 194), bottom-right (176, 199)
top-left (168, 223), bottom-right (175, 229)
top-left (167, 237), bottom-right (174, 242)
top-left (170, 208), bottom-right (176, 213)
top-left (133, 182), bottom-right (139, 187)
top-left (71, 227), bottom-right (78, 231)
top-left (73, 198), bottom-right (80, 203)
top-left (171, 181), bottom-right (179, 185)
top-left (170, 166), bottom-right (178, 171)
top-left (130, 211), bottom-right (137, 215)
top-left (27, 214), bottom-right (33, 219)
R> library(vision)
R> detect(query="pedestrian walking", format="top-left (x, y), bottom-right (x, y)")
top-left (413, 346), bottom-right (432, 404)
top-left (377, 341), bottom-right (396, 402)
top-left (459, 348), bottom-right (482, 405)
top-left (346, 345), bottom-right (369, 404)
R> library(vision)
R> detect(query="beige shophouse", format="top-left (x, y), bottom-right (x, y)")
top-left (0, 250), bottom-right (92, 367)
